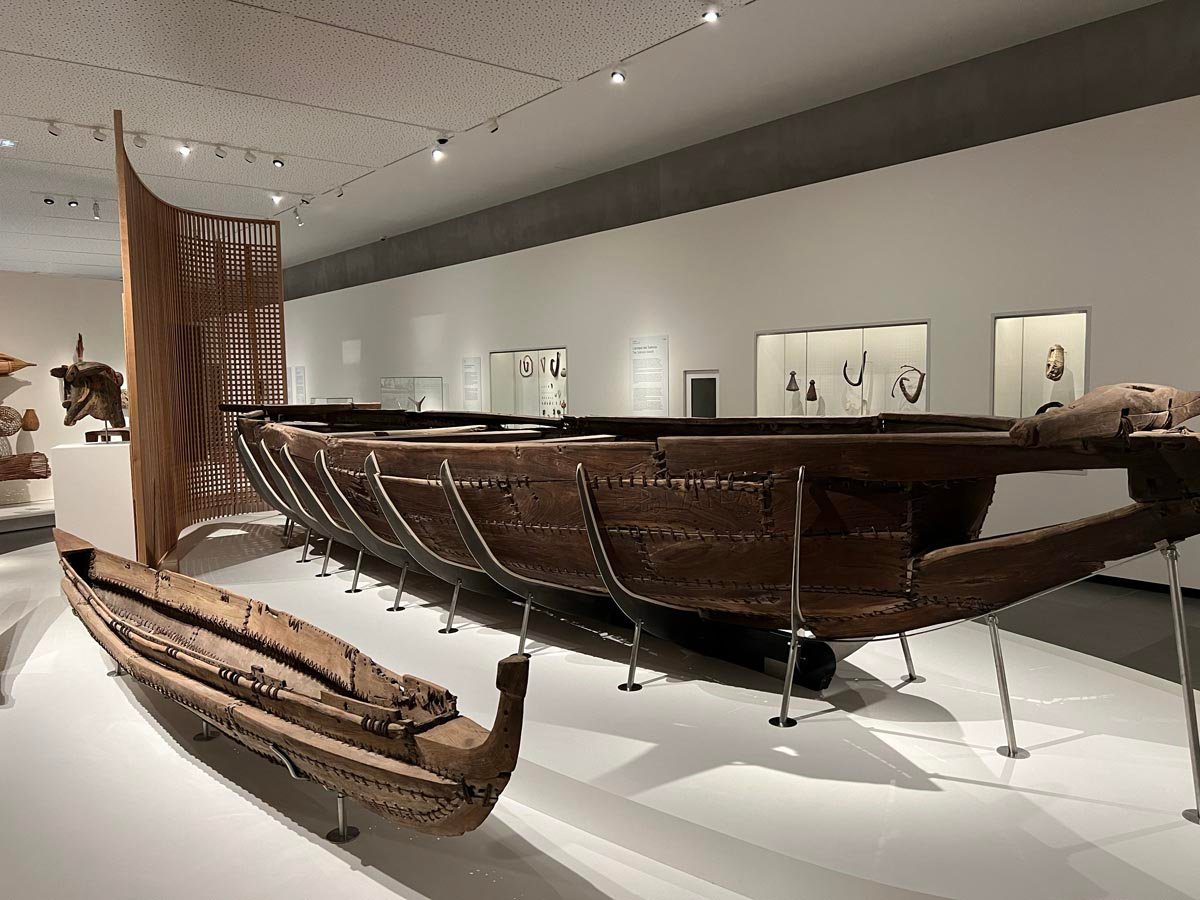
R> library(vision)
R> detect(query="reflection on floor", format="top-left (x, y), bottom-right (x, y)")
top-left (2, 517), bottom-right (1198, 900)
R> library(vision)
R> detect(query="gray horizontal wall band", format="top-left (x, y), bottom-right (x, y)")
top-left (285, 0), bottom-right (1200, 301)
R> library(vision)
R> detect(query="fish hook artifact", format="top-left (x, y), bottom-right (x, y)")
top-left (890, 365), bottom-right (926, 404)
top-left (843, 351), bottom-right (866, 387)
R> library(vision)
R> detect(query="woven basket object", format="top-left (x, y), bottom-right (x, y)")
top-left (0, 405), bottom-right (22, 438)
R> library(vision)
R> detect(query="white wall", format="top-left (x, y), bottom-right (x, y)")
top-left (285, 96), bottom-right (1200, 586)
top-left (0, 271), bottom-right (125, 505)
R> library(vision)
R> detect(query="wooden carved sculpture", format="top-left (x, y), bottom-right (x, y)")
top-left (0, 353), bottom-right (35, 376)
top-left (1046, 345), bottom-right (1066, 381)
top-left (50, 337), bottom-right (127, 429)
top-left (20, 409), bottom-right (39, 432)
top-left (0, 405), bottom-right (51, 482)
top-left (56, 530), bottom-right (527, 836)
top-left (231, 377), bottom-right (1200, 644)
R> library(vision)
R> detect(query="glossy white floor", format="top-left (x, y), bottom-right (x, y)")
top-left (3, 515), bottom-right (1199, 900)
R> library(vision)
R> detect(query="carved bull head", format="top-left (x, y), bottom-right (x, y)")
top-left (49, 361), bottom-right (126, 428)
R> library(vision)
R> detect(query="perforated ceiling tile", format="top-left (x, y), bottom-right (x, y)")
top-left (0, 0), bottom-right (554, 130)
top-left (0, 54), bottom-right (430, 168)
top-left (254, 0), bottom-right (752, 82)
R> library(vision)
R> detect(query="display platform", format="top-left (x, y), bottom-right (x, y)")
top-left (0, 498), bottom-right (54, 534)
top-left (3, 517), bottom-right (1198, 899)
top-left (48, 441), bottom-right (136, 558)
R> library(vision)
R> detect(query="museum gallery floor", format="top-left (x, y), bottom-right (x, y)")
top-left (1, 517), bottom-right (1197, 900)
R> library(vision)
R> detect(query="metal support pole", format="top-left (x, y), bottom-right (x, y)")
top-left (1158, 542), bottom-right (1200, 825)
top-left (316, 539), bottom-right (333, 577)
top-left (107, 662), bottom-right (126, 678)
top-left (516, 595), bottom-right (532, 657)
top-left (988, 614), bottom-right (1029, 759)
top-left (325, 791), bottom-right (360, 844)
top-left (619, 621), bottom-right (644, 692)
top-left (440, 581), bottom-right (461, 634)
top-left (193, 718), bottom-right (218, 742)
top-left (771, 465), bottom-right (807, 728)
top-left (899, 632), bottom-right (923, 683)
top-left (298, 527), bottom-right (312, 563)
top-left (345, 550), bottom-right (364, 593)
top-left (388, 563), bottom-right (407, 612)
top-left (282, 517), bottom-right (294, 546)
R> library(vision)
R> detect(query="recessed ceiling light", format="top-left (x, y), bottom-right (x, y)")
top-left (178, 142), bottom-right (192, 157)
top-left (92, 201), bottom-right (100, 221)
top-left (610, 67), bottom-right (627, 84)
top-left (47, 122), bottom-right (62, 137)
top-left (270, 193), bottom-right (283, 205)
top-left (132, 134), bottom-right (147, 148)
top-left (244, 149), bottom-right (257, 163)
top-left (272, 157), bottom-right (284, 168)
top-left (67, 198), bottom-right (79, 208)
top-left (0, 138), bottom-right (16, 148)
top-left (214, 145), bottom-right (227, 159)
top-left (702, 8), bottom-right (721, 23)
top-left (43, 197), bottom-right (55, 205)
top-left (92, 128), bottom-right (107, 142)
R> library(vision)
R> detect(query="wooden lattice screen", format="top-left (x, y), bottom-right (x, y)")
top-left (114, 110), bottom-right (286, 564)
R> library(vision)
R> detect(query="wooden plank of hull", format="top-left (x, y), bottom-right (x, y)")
top-left (59, 534), bottom-right (527, 836)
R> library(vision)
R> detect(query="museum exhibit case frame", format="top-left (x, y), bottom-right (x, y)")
top-left (992, 308), bottom-right (1090, 418)
top-left (380, 376), bottom-right (444, 412)
top-left (755, 320), bottom-right (930, 417)
top-left (684, 369), bottom-right (720, 417)
top-left (489, 345), bottom-right (568, 417)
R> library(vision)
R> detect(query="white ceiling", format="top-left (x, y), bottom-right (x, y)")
top-left (0, 0), bottom-right (1157, 281)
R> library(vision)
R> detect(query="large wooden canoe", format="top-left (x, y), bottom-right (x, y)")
top-left (232, 383), bottom-right (1200, 640)
top-left (56, 530), bottom-right (528, 836)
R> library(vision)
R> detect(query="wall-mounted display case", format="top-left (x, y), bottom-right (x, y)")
top-left (490, 346), bottom-right (567, 417)
top-left (992, 310), bottom-right (1088, 417)
top-left (380, 376), bottom-right (444, 412)
top-left (756, 321), bottom-right (929, 416)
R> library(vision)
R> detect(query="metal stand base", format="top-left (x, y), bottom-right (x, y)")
top-left (345, 550), bottom-right (364, 593)
top-left (1158, 541), bottom-right (1200, 825)
top-left (325, 792), bottom-right (360, 844)
top-left (618, 621), bottom-right (643, 691)
top-left (769, 715), bottom-right (798, 728)
top-left (387, 564), bottom-right (407, 612)
top-left (107, 663), bottom-right (126, 677)
top-left (316, 541), bottom-right (333, 577)
top-left (193, 719), bottom-right (218, 742)
top-left (439, 582), bottom-right (461, 634)
top-left (987, 614), bottom-right (1028, 760)
top-left (516, 596), bottom-right (532, 657)
top-left (298, 527), bottom-right (313, 563)
top-left (899, 632), bottom-right (926, 684)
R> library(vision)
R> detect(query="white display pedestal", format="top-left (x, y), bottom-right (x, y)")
top-left (49, 442), bottom-right (136, 558)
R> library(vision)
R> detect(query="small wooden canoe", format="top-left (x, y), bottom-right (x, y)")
top-left (56, 530), bottom-right (528, 836)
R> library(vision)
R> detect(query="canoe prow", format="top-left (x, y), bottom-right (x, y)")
top-left (53, 528), bottom-right (95, 556)
top-left (1011, 383), bottom-right (1200, 447)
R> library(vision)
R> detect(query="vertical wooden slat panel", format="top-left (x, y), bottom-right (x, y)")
top-left (113, 109), bottom-right (286, 564)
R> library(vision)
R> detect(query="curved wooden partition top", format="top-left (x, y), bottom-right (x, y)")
top-left (114, 110), bottom-right (286, 564)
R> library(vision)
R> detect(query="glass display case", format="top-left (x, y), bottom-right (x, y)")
top-left (489, 346), bottom-right (567, 417)
top-left (992, 310), bottom-right (1088, 417)
top-left (380, 376), bottom-right (444, 412)
top-left (756, 322), bottom-right (928, 416)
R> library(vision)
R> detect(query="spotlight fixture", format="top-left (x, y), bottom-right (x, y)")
top-left (270, 193), bottom-right (283, 205)
top-left (0, 138), bottom-right (16, 148)
top-left (300, 195), bottom-right (312, 206)
top-left (47, 122), bottom-right (62, 137)
top-left (272, 157), bottom-right (284, 168)
top-left (436, 133), bottom-right (450, 145)
top-left (487, 116), bottom-right (499, 134)
top-left (67, 198), bottom-right (79, 208)
top-left (43, 197), bottom-right (55, 205)
top-left (132, 134), bottom-right (147, 148)
top-left (92, 201), bottom-right (100, 221)
top-left (178, 142), bottom-right (192, 157)
top-left (610, 67), bottom-right (627, 84)
top-left (431, 145), bottom-right (446, 162)
top-left (702, 7), bottom-right (721, 23)
top-left (244, 149), bottom-right (256, 163)
top-left (335, 185), bottom-right (344, 198)
top-left (92, 128), bottom-right (107, 142)
top-left (294, 207), bottom-right (304, 227)
top-left (214, 145), bottom-right (227, 159)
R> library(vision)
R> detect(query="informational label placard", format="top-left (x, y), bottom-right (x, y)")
top-left (380, 376), bottom-right (444, 412)
top-left (461, 356), bottom-right (482, 411)
top-left (287, 365), bottom-right (307, 405)
top-left (630, 334), bottom-right (669, 417)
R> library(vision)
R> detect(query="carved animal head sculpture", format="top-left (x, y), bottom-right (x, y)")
top-left (1045, 344), bottom-right (1065, 382)
top-left (1010, 383), bottom-right (1200, 447)
top-left (49, 361), bottom-right (126, 428)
